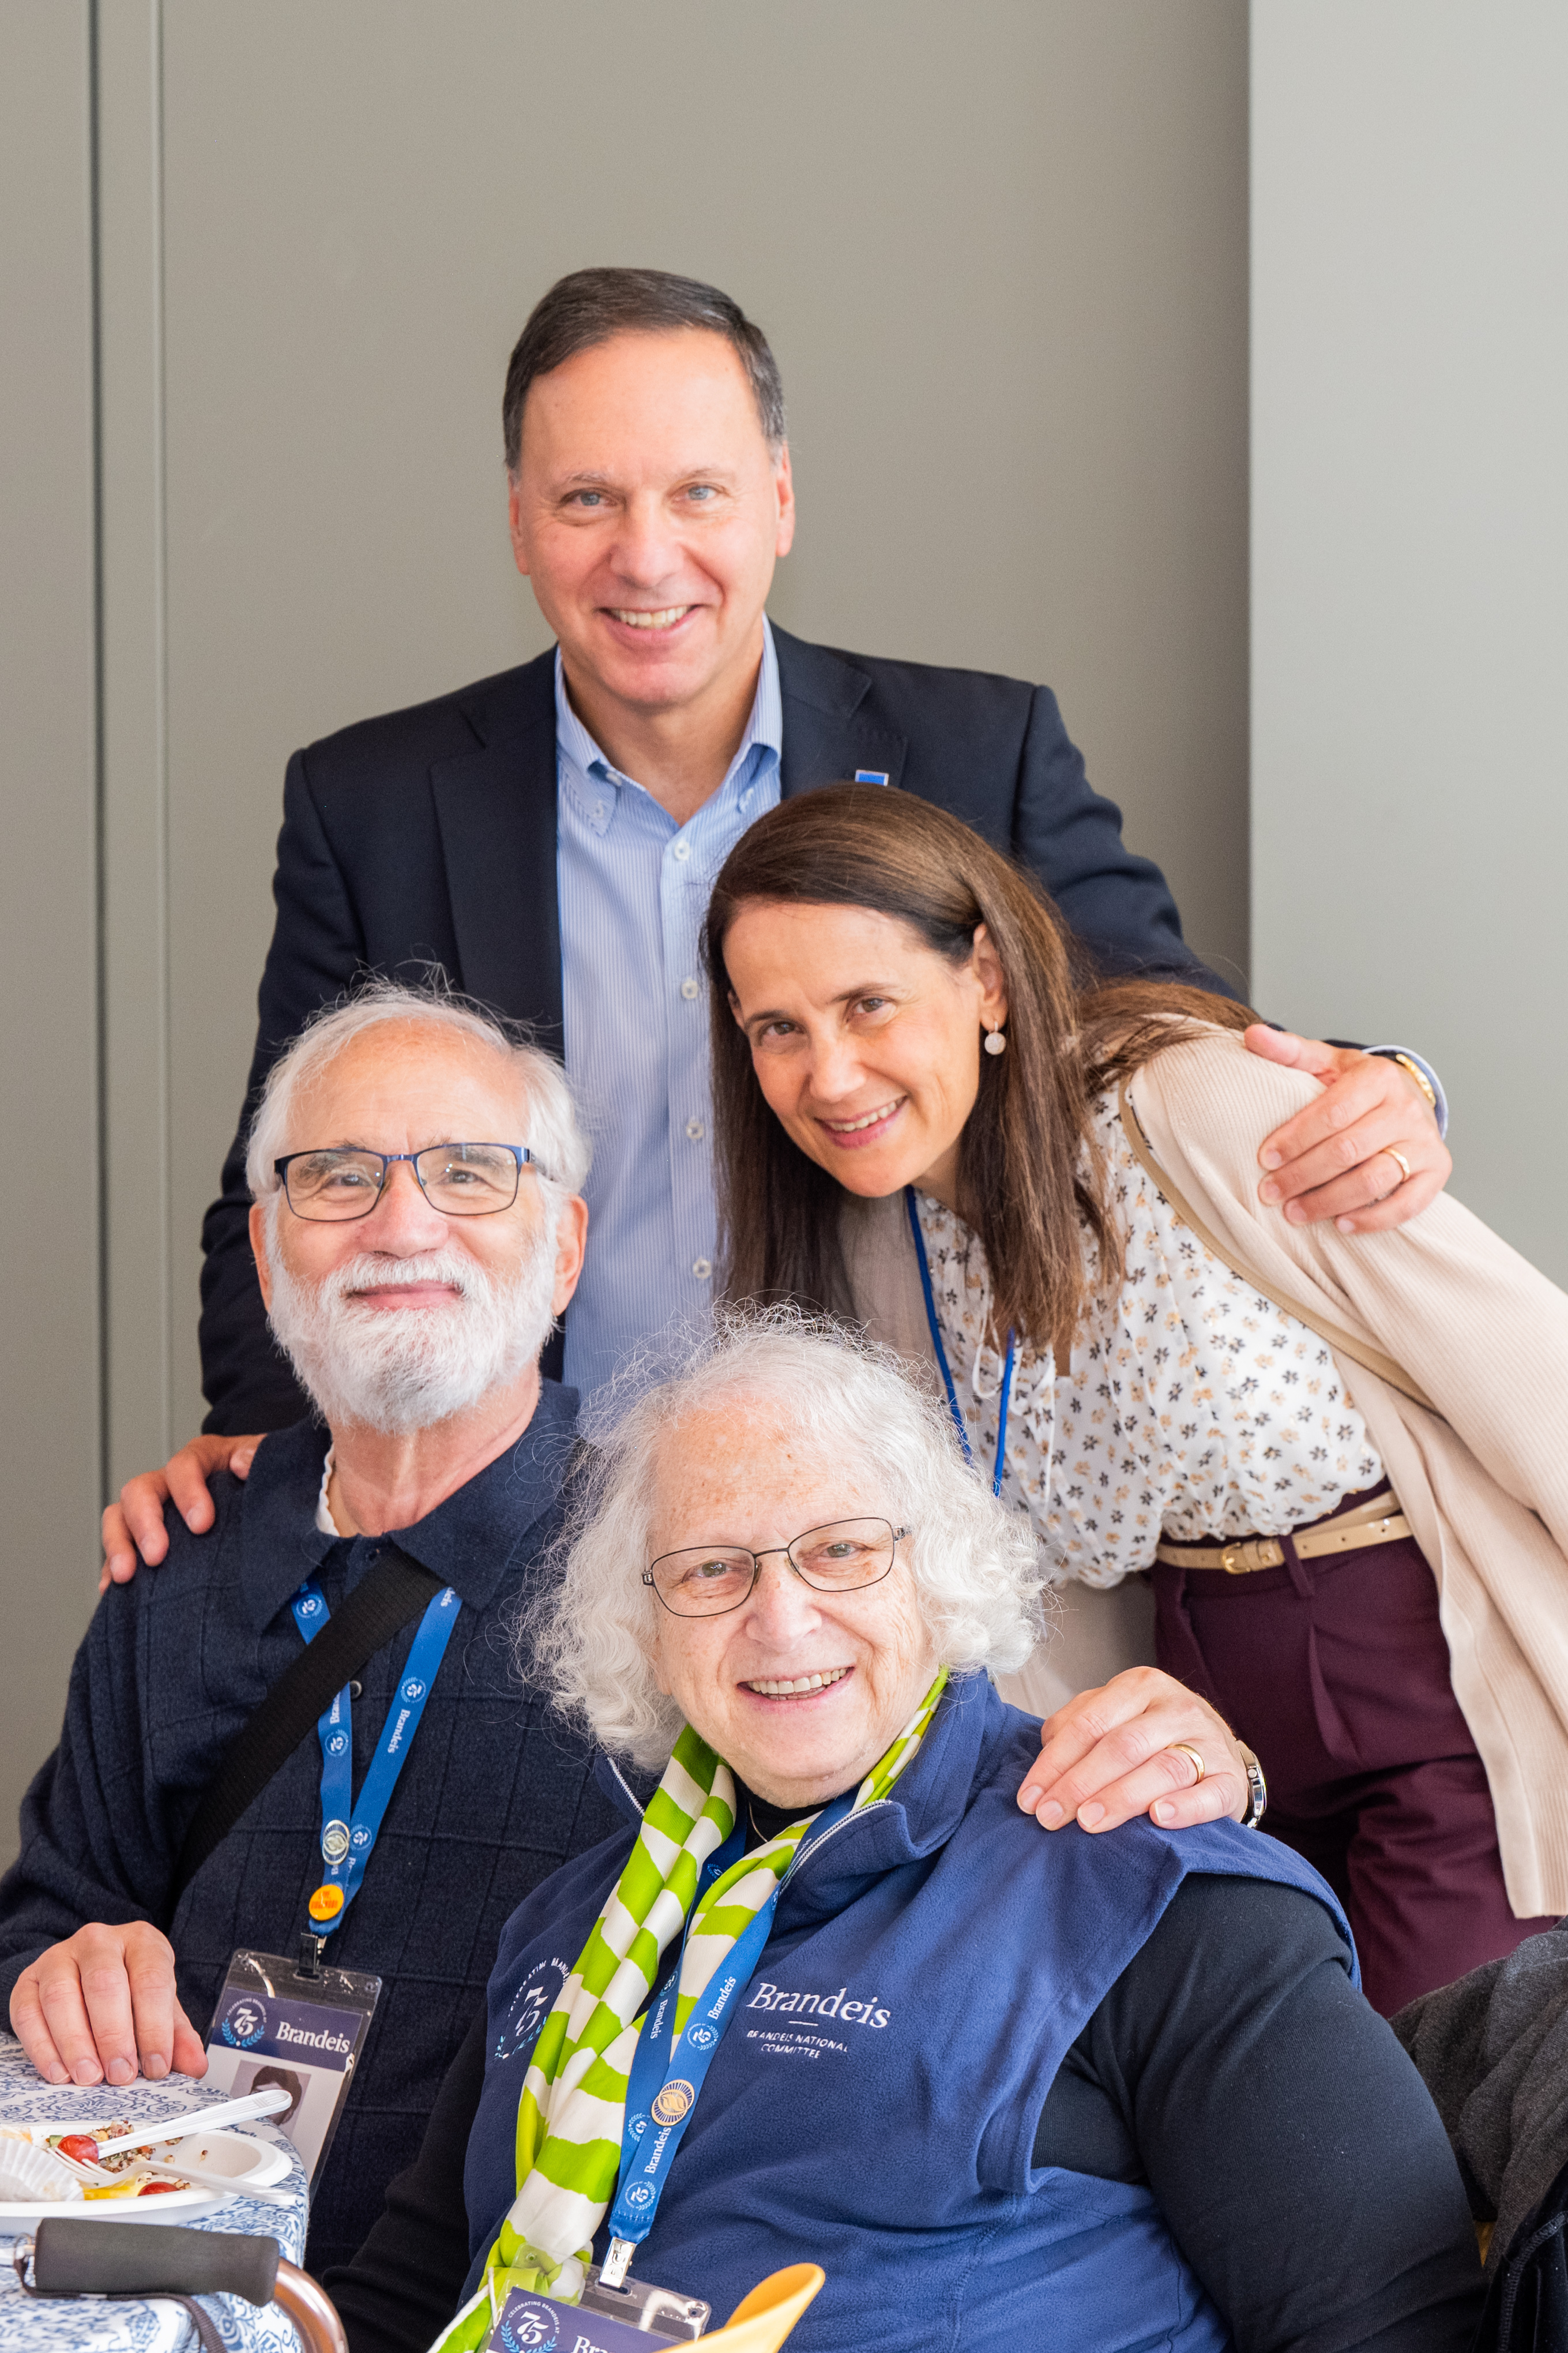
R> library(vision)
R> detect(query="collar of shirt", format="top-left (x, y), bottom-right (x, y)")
top-left (235, 1380), bottom-right (582, 1631)
top-left (552, 617), bottom-right (782, 836)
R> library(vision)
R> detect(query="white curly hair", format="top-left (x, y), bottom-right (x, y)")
top-left (529, 1312), bottom-right (1047, 1770)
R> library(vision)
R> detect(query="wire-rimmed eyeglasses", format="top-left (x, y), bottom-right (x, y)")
top-left (273, 1143), bottom-right (545, 1222)
top-left (642, 1518), bottom-right (913, 1619)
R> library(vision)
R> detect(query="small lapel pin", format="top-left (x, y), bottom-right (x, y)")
top-left (854, 770), bottom-right (890, 787)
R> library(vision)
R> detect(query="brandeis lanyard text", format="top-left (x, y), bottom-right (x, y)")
top-left (288, 1575), bottom-right (462, 1958)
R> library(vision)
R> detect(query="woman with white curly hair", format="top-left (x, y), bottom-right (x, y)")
top-left (388, 1321), bottom-right (1481, 2353)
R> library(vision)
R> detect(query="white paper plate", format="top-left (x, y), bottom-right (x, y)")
top-left (0, 2127), bottom-right (291, 2227)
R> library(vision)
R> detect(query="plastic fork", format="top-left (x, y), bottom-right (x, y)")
top-left (48, 2143), bottom-right (292, 2209)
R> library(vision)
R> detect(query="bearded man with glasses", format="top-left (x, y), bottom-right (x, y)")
top-left (0, 980), bottom-right (617, 2275)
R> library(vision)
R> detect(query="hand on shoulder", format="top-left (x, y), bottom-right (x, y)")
top-left (1243, 1026), bottom-right (1451, 1235)
top-left (1016, 1668), bottom-right (1251, 1834)
top-left (99, 1433), bottom-right (264, 1593)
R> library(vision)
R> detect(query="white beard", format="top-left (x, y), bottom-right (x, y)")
top-left (265, 1228), bottom-right (559, 1436)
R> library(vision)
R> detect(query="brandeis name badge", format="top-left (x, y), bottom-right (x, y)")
top-left (202, 1947), bottom-right (379, 2187)
top-left (486, 2286), bottom-right (698, 2351)
top-left (485, 2265), bottom-right (709, 2348)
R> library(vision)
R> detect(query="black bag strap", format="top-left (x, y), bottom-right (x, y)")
top-left (168, 1546), bottom-right (443, 1914)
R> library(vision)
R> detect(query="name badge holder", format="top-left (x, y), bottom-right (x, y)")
top-left (485, 2273), bottom-right (709, 2348)
top-left (202, 1945), bottom-right (380, 2190)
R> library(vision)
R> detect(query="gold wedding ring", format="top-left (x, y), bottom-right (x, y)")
top-left (1167, 1742), bottom-right (1206, 1785)
top-left (1386, 1148), bottom-right (1412, 1185)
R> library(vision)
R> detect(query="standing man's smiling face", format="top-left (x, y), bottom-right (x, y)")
top-left (506, 327), bottom-right (795, 757)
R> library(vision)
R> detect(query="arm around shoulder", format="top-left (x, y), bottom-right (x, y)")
top-left (1011, 687), bottom-right (1234, 995)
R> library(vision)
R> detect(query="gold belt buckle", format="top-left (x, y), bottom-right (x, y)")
top-left (1220, 1538), bottom-right (1285, 1575)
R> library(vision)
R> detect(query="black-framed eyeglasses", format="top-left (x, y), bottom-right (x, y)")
top-left (272, 1143), bottom-right (545, 1222)
top-left (642, 1518), bottom-right (913, 1619)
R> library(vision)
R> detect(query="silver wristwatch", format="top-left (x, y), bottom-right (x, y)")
top-left (1237, 1742), bottom-right (1268, 1830)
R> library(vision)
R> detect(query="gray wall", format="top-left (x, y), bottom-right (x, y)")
top-left (0, 5), bottom-right (101, 1879)
top-left (1, 0), bottom-right (1249, 1863)
top-left (1251, 1), bottom-right (1568, 1279)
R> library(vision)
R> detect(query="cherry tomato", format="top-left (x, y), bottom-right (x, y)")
top-left (137, 2179), bottom-right (182, 2194)
top-left (57, 2135), bottom-right (100, 2164)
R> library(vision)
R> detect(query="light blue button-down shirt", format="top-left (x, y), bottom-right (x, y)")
top-left (556, 623), bottom-right (783, 1403)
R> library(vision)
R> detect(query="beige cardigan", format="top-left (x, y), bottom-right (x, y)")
top-left (846, 1026), bottom-right (1568, 1916)
top-left (1128, 1027), bottom-right (1568, 1917)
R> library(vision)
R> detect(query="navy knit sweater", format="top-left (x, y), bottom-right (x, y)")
top-left (0, 1386), bottom-right (624, 2271)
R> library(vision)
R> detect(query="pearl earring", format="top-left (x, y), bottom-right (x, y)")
top-left (983, 1025), bottom-right (1007, 1057)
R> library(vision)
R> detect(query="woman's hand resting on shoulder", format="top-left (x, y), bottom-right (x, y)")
top-left (1017, 1667), bottom-right (1250, 1832)
top-left (99, 1433), bottom-right (264, 1593)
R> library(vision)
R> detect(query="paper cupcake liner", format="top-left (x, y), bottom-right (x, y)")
top-left (0, 2140), bottom-right (84, 2201)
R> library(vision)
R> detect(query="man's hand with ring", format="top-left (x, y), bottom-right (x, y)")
top-left (1016, 1667), bottom-right (1248, 1833)
top-left (1243, 1027), bottom-right (1449, 1233)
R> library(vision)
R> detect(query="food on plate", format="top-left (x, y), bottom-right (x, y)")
top-left (44, 2119), bottom-right (139, 2174)
top-left (0, 2117), bottom-right (270, 2205)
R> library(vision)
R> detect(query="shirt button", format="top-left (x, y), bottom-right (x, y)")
top-left (680, 977), bottom-right (700, 1000)
top-left (686, 1119), bottom-right (705, 1142)
top-left (691, 1258), bottom-right (713, 1281)
top-left (672, 841), bottom-right (691, 862)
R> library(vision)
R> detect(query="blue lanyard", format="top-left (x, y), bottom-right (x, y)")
top-left (904, 1188), bottom-right (1015, 1499)
top-left (288, 1572), bottom-right (462, 1939)
top-left (604, 1793), bottom-right (857, 2276)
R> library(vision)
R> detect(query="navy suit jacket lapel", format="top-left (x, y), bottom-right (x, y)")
top-left (430, 651), bottom-right (564, 1050)
top-left (773, 624), bottom-right (908, 797)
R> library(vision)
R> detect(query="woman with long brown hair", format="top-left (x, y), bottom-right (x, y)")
top-left (703, 783), bottom-right (1568, 2014)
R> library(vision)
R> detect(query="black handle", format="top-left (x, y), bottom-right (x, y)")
top-left (33, 2218), bottom-right (281, 2306)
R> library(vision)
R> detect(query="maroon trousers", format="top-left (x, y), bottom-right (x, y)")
top-left (1152, 1493), bottom-right (1554, 2016)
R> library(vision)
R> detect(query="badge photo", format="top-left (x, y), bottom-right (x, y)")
top-left (203, 1948), bottom-right (380, 2187)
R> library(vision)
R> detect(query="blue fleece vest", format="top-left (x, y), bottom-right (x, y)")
top-left (464, 1678), bottom-right (1356, 2352)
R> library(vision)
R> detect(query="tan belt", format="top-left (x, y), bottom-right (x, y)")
top-left (1154, 1489), bottom-right (1412, 1576)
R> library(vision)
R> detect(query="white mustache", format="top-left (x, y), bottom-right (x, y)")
top-left (266, 1229), bottom-right (559, 1436)
top-left (328, 1251), bottom-right (484, 1303)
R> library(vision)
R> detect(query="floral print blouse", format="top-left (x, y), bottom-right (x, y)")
top-left (915, 1090), bottom-right (1384, 1589)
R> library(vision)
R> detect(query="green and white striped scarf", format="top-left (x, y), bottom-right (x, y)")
top-left (432, 1668), bottom-right (949, 2352)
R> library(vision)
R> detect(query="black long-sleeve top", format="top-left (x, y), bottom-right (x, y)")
top-left (325, 1871), bottom-right (1483, 2352)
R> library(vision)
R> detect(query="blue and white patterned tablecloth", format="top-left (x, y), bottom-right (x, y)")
top-left (0, 2036), bottom-right (310, 2351)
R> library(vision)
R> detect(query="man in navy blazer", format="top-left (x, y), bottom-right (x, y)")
top-left (110, 268), bottom-right (1449, 1562)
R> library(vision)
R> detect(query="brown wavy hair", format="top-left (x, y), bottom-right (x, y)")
top-left (702, 785), bottom-right (1254, 1360)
